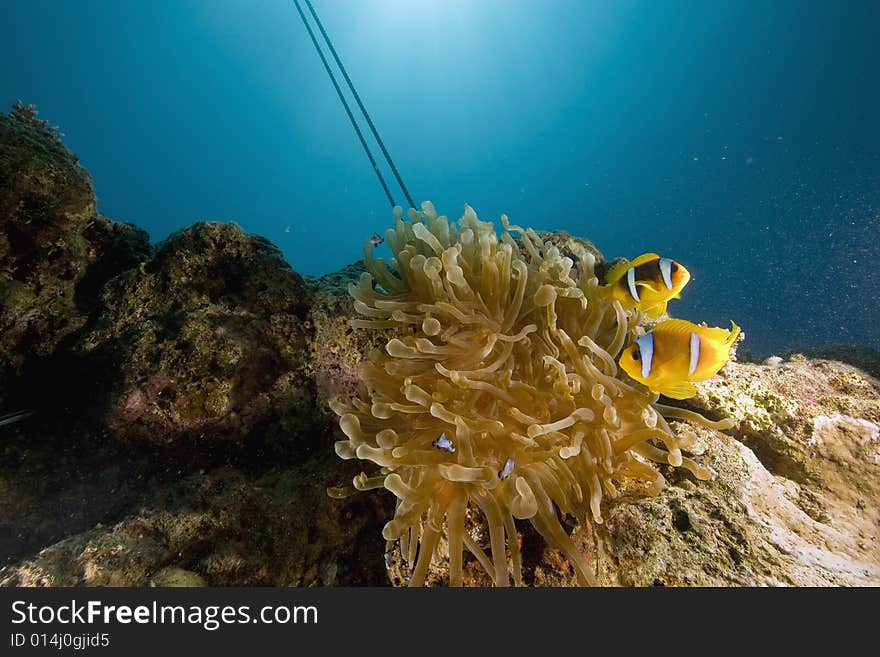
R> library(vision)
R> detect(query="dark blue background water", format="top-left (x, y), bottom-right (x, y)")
top-left (2, 0), bottom-right (878, 355)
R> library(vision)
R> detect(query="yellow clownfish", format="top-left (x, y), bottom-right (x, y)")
top-left (599, 253), bottom-right (691, 319)
top-left (619, 319), bottom-right (741, 399)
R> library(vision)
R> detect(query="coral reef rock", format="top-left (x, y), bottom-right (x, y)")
top-left (74, 221), bottom-right (315, 449)
top-left (1, 105), bottom-right (388, 587)
top-left (0, 103), bottom-right (149, 399)
top-left (304, 262), bottom-right (380, 425)
top-left (1, 457), bottom-right (390, 587)
top-left (0, 418), bottom-right (157, 568)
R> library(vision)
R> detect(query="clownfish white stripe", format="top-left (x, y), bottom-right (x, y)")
top-left (637, 333), bottom-right (654, 379)
top-left (659, 258), bottom-right (674, 290)
top-left (688, 332), bottom-right (701, 375)
top-left (626, 267), bottom-right (641, 302)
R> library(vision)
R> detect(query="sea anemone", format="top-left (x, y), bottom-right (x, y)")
top-left (330, 202), bottom-right (731, 586)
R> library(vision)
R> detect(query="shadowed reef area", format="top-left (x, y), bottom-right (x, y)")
top-left (1, 105), bottom-right (878, 586)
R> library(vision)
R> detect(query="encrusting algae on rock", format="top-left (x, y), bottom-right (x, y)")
top-left (330, 202), bottom-right (737, 586)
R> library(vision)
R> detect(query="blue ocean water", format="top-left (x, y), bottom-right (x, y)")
top-left (2, 0), bottom-right (878, 356)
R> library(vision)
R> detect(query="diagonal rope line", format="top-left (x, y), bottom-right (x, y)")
top-left (291, 0), bottom-right (397, 208)
top-left (303, 0), bottom-right (417, 210)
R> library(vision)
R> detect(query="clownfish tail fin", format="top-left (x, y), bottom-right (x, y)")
top-left (727, 320), bottom-right (742, 347)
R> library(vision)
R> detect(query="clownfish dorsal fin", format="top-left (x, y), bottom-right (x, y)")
top-left (604, 253), bottom-right (660, 285)
top-left (653, 318), bottom-right (698, 336)
top-left (726, 320), bottom-right (742, 346)
top-left (658, 319), bottom-right (738, 346)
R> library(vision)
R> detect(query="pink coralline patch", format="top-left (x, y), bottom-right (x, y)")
top-left (313, 347), bottom-right (362, 409)
top-left (117, 373), bottom-right (174, 419)
top-left (108, 374), bottom-right (181, 443)
top-left (121, 388), bottom-right (145, 415)
top-left (11, 353), bottom-right (26, 372)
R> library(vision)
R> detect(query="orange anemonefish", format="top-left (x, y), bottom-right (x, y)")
top-left (619, 319), bottom-right (742, 399)
top-left (599, 253), bottom-right (691, 319)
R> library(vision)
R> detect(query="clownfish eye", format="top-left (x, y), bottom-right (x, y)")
top-left (671, 262), bottom-right (680, 272)
top-left (632, 349), bottom-right (641, 360)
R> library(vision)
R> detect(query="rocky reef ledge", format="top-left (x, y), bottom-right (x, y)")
top-left (1, 105), bottom-right (878, 586)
